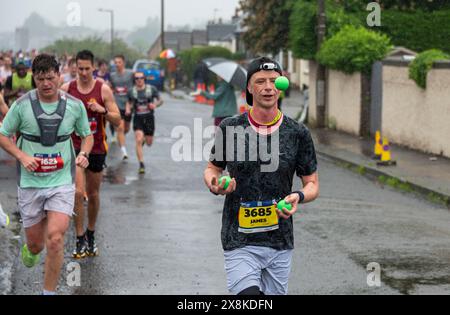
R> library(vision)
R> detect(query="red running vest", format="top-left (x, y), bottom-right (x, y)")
top-left (69, 80), bottom-right (108, 155)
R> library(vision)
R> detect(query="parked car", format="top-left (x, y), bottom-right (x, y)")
top-left (132, 59), bottom-right (165, 91)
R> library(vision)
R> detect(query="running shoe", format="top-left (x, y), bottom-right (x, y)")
top-left (21, 244), bottom-right (40, 268)
top-left (139, 163), bottom-right (145, 174)
top-left (72, 237), bottom-right (87, 259)
top-left (121, 147), bottom-right (128, 161)
top-left (85, 233), bottom-right (99, 257)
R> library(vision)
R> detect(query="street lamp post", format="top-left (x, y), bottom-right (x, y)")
top-left (98, 8), bottom-right (114, 60)
top-left (161, 0), bottom-right (165, 51)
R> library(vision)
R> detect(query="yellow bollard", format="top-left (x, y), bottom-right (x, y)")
top-left (373, 131), bottom-right (383, 160)
top-left (377, 137), bottom-right (397, 166)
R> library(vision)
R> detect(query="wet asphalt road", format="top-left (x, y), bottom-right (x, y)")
top-left (3, 94), bottom-right (450, 295)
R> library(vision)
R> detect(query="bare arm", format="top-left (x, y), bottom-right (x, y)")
top-left (300, 172), bottom-right (320, 203)
top-left (203, 162), bottom-right (236, 195)
top-left (80, 134), bottom-right (94, 155)
top-left (155, 96), bottom-right (164, 108)
top-left (279, 172), bottom-right (319, 220)
top-left (125, 101), bottom-right (132, 116)
top-left (0, 94), bottom-right (8, 116)
top-left (101, 84), bottom-right (121, 127)
top-left (0, 134), bottom-right (41, 172)
top-left (3, 87), bottom-right (17, 100)
top-left (75, 134), bottom-right (94, 169)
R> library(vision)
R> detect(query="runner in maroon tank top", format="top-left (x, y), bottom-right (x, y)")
top-left (61, 50), bottom-right (121, 259)
top-left (69, 80), bottom-right (107, 155)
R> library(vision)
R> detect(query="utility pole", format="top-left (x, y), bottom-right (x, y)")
top-left (316, 0), bottom-right (326, 128)
top-left (98, 8), bottom-right (114, 60)
top-left (111, 10), bottom-right (114, 59)
top-left (161, 0), bottom-right (165, 51)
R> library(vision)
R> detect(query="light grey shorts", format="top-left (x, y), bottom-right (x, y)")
top-left (224, 246), bottom-right (293, 295)
top-left (18, 184), bottom-right (75, 229)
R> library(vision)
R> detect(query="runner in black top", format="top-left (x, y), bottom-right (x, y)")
top-left (204, 57), bottom-right (319, 295)
top-left (126, 71), bottom-right (163, 174)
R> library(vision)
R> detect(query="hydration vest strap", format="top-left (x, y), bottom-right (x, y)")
top-left (21, 134), bottom-right (71, 143)
top-left (132, 85), bottom-right (153, 100)
top-left (28, 90), bottom-right (69, 147)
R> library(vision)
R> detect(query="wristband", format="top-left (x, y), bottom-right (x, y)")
top-left (292, 191), bottom-right (305, 203)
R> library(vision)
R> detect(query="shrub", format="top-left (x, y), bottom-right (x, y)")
top-left (408, 49), bottom-right (450, 89)
top-left (316, 25), bottom-right (392, 74)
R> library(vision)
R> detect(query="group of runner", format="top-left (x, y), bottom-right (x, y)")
top-left (0, 50), bottom-right (163, 295)
top-left (0, 51), bottom-right (320, 296)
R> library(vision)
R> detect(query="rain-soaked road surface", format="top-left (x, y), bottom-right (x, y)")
top-left (3, 94), bottom-right (450, 295)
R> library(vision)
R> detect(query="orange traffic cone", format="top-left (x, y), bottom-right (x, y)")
top-left (377, 137), bottom-right (397, 166)
top-left (207, 84), bottom-right (215, 106)
top-left (201, 83), bottom-right (209, 104)
top-left (373, 131), bottom-right (383, 160)
top-left (194, 83), bottom-right (203, 103)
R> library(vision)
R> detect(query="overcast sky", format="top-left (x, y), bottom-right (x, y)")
top-left (0, 0), bottom-right (241, 32)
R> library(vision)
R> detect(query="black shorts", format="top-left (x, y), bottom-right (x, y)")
top-left (75, 151), bottom-right (107, 173)
top-left (133, 114), bottom-right (155, 136)
top-left (120, 109), bottom-right (133, 122)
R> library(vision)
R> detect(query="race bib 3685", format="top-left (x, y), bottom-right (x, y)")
top-left (238, 200), bottom-right (279, 234)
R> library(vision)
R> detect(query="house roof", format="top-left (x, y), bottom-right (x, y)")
top-left (165, 31), bottom-right (193, 51)
top-left (387, 46), bottom-right (417, 57)
top-left (192, 30), bottom-right (208, 46)
top-left (207, 23), bottom-right (237, 42)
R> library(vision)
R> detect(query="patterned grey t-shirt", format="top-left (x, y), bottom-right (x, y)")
top-left (210, 113), bottom-right (318, 251)
top-left (110, 70), bottom-right (134, 110)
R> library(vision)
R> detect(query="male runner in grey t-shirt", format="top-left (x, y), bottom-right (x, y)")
top-left (110, 55), bottom-right (134, 160)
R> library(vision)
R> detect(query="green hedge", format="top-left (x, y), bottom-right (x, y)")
top-left (409, 49), bottom-right (450, 89)
top-left (375, 9), bottom-right (450, 54)
top-left (289, 2), bottom-right (450, 61)
top-left (316, 26), bottom-right (392, 74)
top-left (178, 46), bottom-right (232, 83)
top-left (289, 0), bottom-right (362, 60)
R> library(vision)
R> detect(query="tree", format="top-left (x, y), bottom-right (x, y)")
top-left (42, 37), bottom-right (144, 66)
top-left (334, 0), bottom-right (450, 12)
top-left (239, 0), bottom-right (294, 55)
top-left (289, 0), bottom-right (362, 60)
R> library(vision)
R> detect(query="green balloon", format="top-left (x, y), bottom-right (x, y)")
top-left (275, 76), bottom-right (290, 91)
top-left (277, 200), bottom-right (292, 212)
top-left (219, 176), bottom-right (232, 190)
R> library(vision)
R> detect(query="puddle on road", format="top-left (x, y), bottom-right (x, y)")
top-left (351, 253), bottom-right (450, 295)
top-left (103, 164), bottom-right (141, 186)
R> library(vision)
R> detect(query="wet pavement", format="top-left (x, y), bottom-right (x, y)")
top-left (281, 90), bottom-right (450, 201)
top-left (1, 92), bottom-right (450, 295)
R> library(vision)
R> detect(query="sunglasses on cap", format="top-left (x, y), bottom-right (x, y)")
top-left (259, 63), bottom-right (279, 71)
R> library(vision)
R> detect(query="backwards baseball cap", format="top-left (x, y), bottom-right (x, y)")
top-left (246, 57), bottom-right (283, 106)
